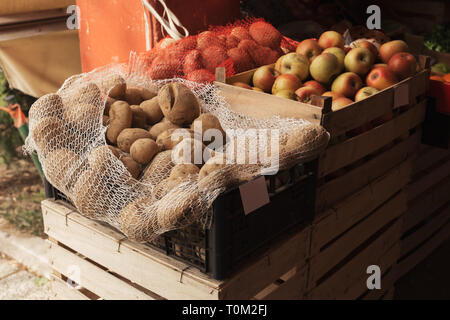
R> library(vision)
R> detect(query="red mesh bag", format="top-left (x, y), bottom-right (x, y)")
top-left (136, 18), bottom-right (300, 83)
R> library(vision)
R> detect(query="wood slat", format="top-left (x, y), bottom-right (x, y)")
top-left (312, 161), bottom-right (411, 253)
top-left (316, 131), bottom-right (419, 211)
top-left (319, 99), bottom-right (426, 177)
top-left (50, 274), bottom-right (91, 300)
top-left (407, 158), bottom-right (450, 201)
top-left (261, 268), bottom-right (307, 300)
top-left (47, 240), bottom-right (156, 300)
top-left (411, 146), bottom-right (450, 177)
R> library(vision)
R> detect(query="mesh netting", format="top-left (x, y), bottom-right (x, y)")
top-left (24, 55), bottom-right (329, 242)
top-left (136, 18), bottom-right (298, 82)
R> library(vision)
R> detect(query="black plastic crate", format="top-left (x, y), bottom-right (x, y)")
top-left (45, 160), bottom-right (317, 280)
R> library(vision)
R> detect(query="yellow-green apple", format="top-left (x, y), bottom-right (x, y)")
top-left (331, 72), bottom-right (363, 98)
top-left (318, 30), bottom-right (345, 49)
top-left (344, 47), bottom-right (374, 76)
top-left (252, 87), bottom-right (264, 92)
top-left (355, 40), bottom-right (378, 61)
top-left (295, 86), bottom-right (320, 103)
top-left (275, 55), bottom-right (284, 72)
top-left (296, 39), bottom-right (322, 62)
top-left (332, 97), bottom-right (353, 111)
top-left (355, 86), bottom-right (379, 101)
top-left (275, 53), bottom-right (309, 81)
top-left (322, 91), bottom-right (343, 100)
top-left (303, 80), bottom-right (326, 94)
top-left (323, 47), bottom-right (345, 72)
top-left (252, 66), bottom-right (279, 92)
top-left (379, 40), bottom-right (409, 63)
top-left (232, 82), bottom-right (252, 90)
top-left (387, 52), bottom-right (417, 80)
top-left (309, 53), bottom-right (341, 84)
top-left (366, 67), bottom-right (399, 90)
top-left (274, 90), bottom-right (296, 100)
top-left (272, 74), bottom-right (302, 94)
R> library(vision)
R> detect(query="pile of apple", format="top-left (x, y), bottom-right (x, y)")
top-left (233, 30), bottom-right (419, 111)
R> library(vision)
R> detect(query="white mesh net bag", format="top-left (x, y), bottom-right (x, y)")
top-left (24, 55), bottom-right (330, 242)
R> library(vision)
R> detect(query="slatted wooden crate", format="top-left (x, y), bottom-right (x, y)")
top-left (42, 199), bottom-right (311, 300)
top-left (396, 145), bottom-right (450, 281)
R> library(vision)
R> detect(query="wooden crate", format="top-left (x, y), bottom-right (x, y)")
top-left (396, 145), bottom-right (450, 281)
top-left (42, 199), bottom-right (311, 300)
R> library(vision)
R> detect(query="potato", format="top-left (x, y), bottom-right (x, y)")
top-left (124, 87), bottom-right (145, 105)
top-left (29, 93), bottom-right (64, 120)
top-left (169, 163), bottom-right (199, 179)
top-left (31, 116), bottom-right (65, 154)
top-left (130, 105), bottom-right (147, 129)
top-left (64, 103), bottom-right (101, 128)
top-left (191, 113), bottom-right (225, 145)
top-left (152, 177), bottom-right (182, 200)
top-left (140, 150), bottom-right (174, 185)
top-left (106, 101), bottom-right (132, 144)
top-left (140, 97), bottom-right (163, 124)
top-left (44, 149), bottom-right (82, 192)
top-left (72, 170), bottom-right (103, 218)
top-left (104, 96), bottom-right (116, 115)
top-left (108, 145), bottom-right (121, 158)
top-left (88, 145), bottom-right (120, 173)
top-left (171, 138), bottom-right (206, 167)
top-left (198, 153), bottom-right (226, 180)
top-left (149, 121), bottom-right (180, 140)
top-left (120, 197), bottom-right (157, 241)
top-left (117, 128), bottom-right (152, 153)
top-left (102, 115), bottom-right (109, 126)
top-left (120, 156), bottom-right (141, 179)
top-left (70, 82), bottom-right (102, 105)
top-left (158, 82), bottom-right (200, 125)
top-left (100, 74), bottom-right (126, 99)
top-left (141, 88), bottom-right (157, 100)
top-left (156, 128), bottom-right (194, 150)
top-left (130, 138), bottom-right (159, 165)
top-left (285, 124), bottom-right (329, 153)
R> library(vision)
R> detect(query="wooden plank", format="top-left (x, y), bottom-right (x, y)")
top-left (404, 176), bottom-right (450, 232)
top-left (310, 191), bottom-right (406, 284)
top-left (216, 82), bottom-right (323, 124)
top-left (48, 241), bottom-right (156, 300)
top-left (396, 222), bottom-right (450, 280)
top-left (218, 227), bottom-right (311, 300)
top-left (261, 267), bottom-right (307, 300)
top-left (50, 274), bottom-right (90, 300)
top-left (411, 146), bottom-right (450, 176)
top-left (316, 131), bottom-right (419, 211)
top-left (382, 287), bottom-right (395, 300)
top-left (312, 161), bottom-right (411, 253)
top-left (401, 204), bottom-right (450, 257)
top-left (42, 200), bottom-right (221, 300)
top-left (307, 219), bottom-right (402, 299)
top-left (407, 158), bottom-right (450, 201)
top-left (319, 99), bottom-right (426, 177)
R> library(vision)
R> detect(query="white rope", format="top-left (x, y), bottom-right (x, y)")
top-left (142, 0), bottom-right (189, 50)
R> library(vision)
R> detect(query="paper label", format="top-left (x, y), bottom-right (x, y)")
top-left (394, 83), bottom-right (410, 108)
top-left (239, 176), bottom-right (270, 215)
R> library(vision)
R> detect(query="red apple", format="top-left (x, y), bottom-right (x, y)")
top-left (318, 31), bottom-right (345, 49)
top-left (252, 66), bottom-right (279, 92)
top-left (355, 40), bottom-right (378, 61)
top-left (366, 67), bottom-right (399, 90)
top-left (296, 39), bottom-right (322, 62)
top-left (295, 86), bottom-right (320, 103)
top-left (379, 40), bottom-right (409, 63)
top-left (332, 97), bottom-right (353, 111)
top-left (388, 52), bottom-right (417, 80)
top-left (355, 86), bottom-right (380, 101)
top-left (322, 91), bottom-right (343, 100)
top-left (303, 80), bottom-right (326, 94)
top-left (344, 47), bottom-right (374, 76)
top-left (232, 82), bottom-right (252, 90)
top-left (331, 72), bottom-right (363, 99)
top-left (272, 74), bottom-right (302, 94)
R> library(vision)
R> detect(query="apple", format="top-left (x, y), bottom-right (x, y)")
top-left (296, 39), bottom-right (322, 62)
top-left (323, 47), bottom-right (345, 72)
top-left (322, 91), bottom-right (343, 100)
top-left (379, 40), bottom-right (409, 63)
top-left (344, 47), bottom-right (374, 76)
top-left (309, 53), bottom-right (341, 84)
top-left (373, 63), bottom-right (388, 69)
top-left (272, 74), bottom-right (302, 94)
top-left (303, 80), bottom-right (326, 94)
top-left (388, 52), bottom-right (417, 80)
top-left (275, 52), bottom-right (309, 81)
top-left (274, 55), bottom-right (284, 72)
top-left (274, 90), bottom-right (296, 100)
top-left (332, 97), bottom-right (353, 111)
top-left (355, 40), bottom-right (378, 61)
top-left (252, 87), bottom-right (264, 92)
top-left (366, 67), bottom-right (399, 90)
top-left (331, 72), bottom-right (363, 98)
top-left (232, 82), bottom-right (252, 90)
top-left (355, 86), bottom-right (380, 101)
top-left (252, 66), bottom-right (279, 92)
top-left (318, 30), bottom-right (345, 49)
top-left (295, 86), bottom-right (320, 103)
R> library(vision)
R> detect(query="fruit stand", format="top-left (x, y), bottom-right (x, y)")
top-left (25, 1), bottom-right (450, 300)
